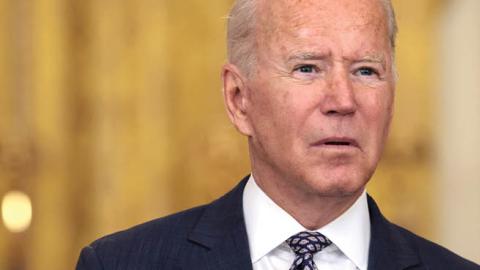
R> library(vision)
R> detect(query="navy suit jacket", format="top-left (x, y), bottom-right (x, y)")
top-left (76, 177), bottom-right (479, 269)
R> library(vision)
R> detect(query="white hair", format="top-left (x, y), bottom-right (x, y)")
top-left (226, 0), bottom-right (398, 76)
top-left (226, 0), bottom-right (258, 76)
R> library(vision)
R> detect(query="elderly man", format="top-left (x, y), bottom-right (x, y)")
top-left (77, 0), bottom-right (479, 269)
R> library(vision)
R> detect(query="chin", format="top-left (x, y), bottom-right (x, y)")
top-left (302, 166), bottom-right (372, 198)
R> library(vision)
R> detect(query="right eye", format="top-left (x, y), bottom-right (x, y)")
top-left (294, 64), bottom-right (317, 74)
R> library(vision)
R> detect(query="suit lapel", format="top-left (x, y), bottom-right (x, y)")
top-left (367, 195), bottom-right (425, 270)
top-left (187, 178), bottom-right (427, 270)
top-left (187, 176), bottom-right (253, 270)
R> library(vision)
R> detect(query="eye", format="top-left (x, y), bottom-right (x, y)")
top-left (355, 67), bottom-right (378, 77)
top-left (295, 64), bottom-right (317, 74)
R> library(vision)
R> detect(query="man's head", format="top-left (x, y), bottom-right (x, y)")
top-left (223, 0), bottom-right (397, 201)
top-left (227, 0), bottom-right (398, 76)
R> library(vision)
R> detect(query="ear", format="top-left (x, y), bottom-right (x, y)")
top-left (222, 63), bottom-right (253, 136)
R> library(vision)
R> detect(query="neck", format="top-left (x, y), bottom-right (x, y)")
top-left (251, 171), bottom-right (364, 230)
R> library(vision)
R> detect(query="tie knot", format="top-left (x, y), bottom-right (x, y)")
top-left (286, 231), bottom-right (332, 256)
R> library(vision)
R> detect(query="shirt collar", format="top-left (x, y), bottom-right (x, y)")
top-left (242, 174), bottom-right (370, 270)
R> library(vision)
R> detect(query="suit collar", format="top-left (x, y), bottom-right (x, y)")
top-left (188, 177), bottom-right (424, 270)
top-left (188, 176), bottom-right (253, 270)
top-left (367, 195), bottom-right (424, 270)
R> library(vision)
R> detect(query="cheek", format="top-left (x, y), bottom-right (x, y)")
top-left (250, 80), bottom-right (294, 124)
top-left (359, 90), bottom-right (393, 150)
top-left (362, 87), bottom-right (392, 120)
top-left (249, 82), bottom-right (316, 150)
top-left (248, 82), bottom-right (291, 141)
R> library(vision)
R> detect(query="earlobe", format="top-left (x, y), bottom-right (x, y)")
top-left (222, 64), bottom-right (253, 136)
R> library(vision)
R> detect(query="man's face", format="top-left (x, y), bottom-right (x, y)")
top-left (241, 0), bottom-right (395, 197)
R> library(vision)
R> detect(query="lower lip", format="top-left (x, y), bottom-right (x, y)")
top-left (312, 144), bottom-right (359, 151)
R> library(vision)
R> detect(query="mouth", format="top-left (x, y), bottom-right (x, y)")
top-left (313, 137), bottom-right (359, 148)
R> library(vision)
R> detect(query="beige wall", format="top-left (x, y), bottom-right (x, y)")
top-left (437, 0), bottom-right (480, 263)
top-left (0, 0), bottom-right (478, 269)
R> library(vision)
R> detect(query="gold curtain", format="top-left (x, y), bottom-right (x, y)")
top-left (0, 0), bottom-right (442, 269)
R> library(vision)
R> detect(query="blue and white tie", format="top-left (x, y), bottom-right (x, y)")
top-left (286, 231), bottom-right (332, 270)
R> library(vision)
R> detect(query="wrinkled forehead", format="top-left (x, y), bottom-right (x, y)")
top-left (256, 0), bottom-right (388, 41)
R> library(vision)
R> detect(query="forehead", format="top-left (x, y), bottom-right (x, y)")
top-left (256, 0), bottom-right (388, 45)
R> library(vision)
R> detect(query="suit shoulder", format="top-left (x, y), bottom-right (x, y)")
top-left (88, 204), bottom-right (208, 254)
top-left (392, 224), bottom-right (480, 269)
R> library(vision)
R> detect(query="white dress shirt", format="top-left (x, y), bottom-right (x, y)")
top-left (242, 175), bottom-right (371, 270)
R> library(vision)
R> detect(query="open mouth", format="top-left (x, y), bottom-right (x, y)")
top-left (324, 141), bottom-right (352, 146)
top-left (315, 138), bottom-right (359, 148)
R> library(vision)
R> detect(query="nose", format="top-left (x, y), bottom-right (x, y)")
top-left (320, 68), bottom-right (357, 116)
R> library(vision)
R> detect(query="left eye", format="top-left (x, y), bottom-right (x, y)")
top-left (356, 67), bottom-right (377, 76)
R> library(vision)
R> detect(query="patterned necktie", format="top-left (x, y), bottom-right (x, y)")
top-left (285, 231), bottom-right (332, 270)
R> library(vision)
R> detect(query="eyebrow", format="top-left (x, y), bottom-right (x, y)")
top-left (287, 52), bottom-right (387, 66)
top-left (351, 55), bottom-right (387, 67)
top-left (287, 52), bottom-right (330, 62)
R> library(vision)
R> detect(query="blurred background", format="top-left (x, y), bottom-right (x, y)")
top-left (0, 0), bottom-right (479, 269)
